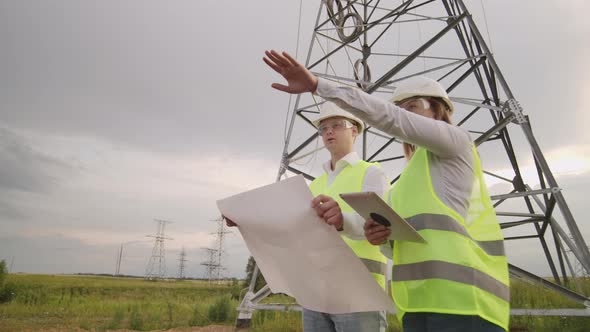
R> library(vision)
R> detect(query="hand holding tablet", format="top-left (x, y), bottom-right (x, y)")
top-left (339, 192), bottom-right (426, 243)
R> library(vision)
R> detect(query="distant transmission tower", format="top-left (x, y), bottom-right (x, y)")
top-left (145, 219), bottom-right (173, 280)
top-left (177, 247), bottom-right (188, 280)
top-left (200, 217), bottom-right (231, 283)
top-left (200, 247), bottom-right (218, 282)
top-left (115, 244), bottom-right (123, 276)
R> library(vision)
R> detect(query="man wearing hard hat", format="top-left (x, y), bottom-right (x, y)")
top-left (305, 101), bottom-right (390, 332)
top-left (224, 100), bottom-right (390, 331)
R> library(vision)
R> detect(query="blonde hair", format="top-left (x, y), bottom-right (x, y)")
top-left (403, 97), bottom-right (453, 160)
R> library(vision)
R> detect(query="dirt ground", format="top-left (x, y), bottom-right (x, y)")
top-left (116, 327), bottom-right (238, 332)
top-left (148, 327), bottom-right (236, 332)
top-left (33, 326), bottom-right (239, 332)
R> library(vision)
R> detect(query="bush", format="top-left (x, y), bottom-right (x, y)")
top-left (252, 310), bottom-right (276, 326)
top-left (104, 308), bottom-right (125, 330)
top-left (244, 256), bottom-right (267, 291)
top-left (188, 306), bottom-right (208, 327)
top-left (230, 283), bottom-right (243, 301)
top-left (251, 311), bottom-right (301, 332)
top-left (166, 302), bottom-right (174, 328)
top-left (0, 282), bottom-right (16, 303)
top-left (0, 261), bottom-right (16, 303)
top-left (0, 260), bottom-right (6, 285)
top-left (129, 306), bottom-right (144, 330)
top-left (208, 296), bottom-right (231, 323)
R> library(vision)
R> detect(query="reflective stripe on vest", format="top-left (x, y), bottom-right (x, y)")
top-left (393, 260), bottom-right (510, 302)
top-left (389, 147), bottom-right (509, 331)
top-left (406, 214), bottom-right (506, 256)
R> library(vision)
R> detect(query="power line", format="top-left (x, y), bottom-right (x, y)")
top-left (114, 240), bottom-right (152, 277)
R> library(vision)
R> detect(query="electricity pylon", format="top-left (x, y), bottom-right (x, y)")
top-left (145, 219), bottom-right (173, 280)
top-left (236, 0), bottom-right (590, 327)
top-left (177, 247), bottom-right (188, 280)
top-left (201, 217), bottom-right (231, 283)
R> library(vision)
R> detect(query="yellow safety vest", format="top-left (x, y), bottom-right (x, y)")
top-left (388, 147), bottom-right (509, 330)
top-left (310, 160), bottom-right (389, 289)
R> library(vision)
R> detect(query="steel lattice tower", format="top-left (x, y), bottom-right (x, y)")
top-left (200, 217), bottom-right (231, 283)
top-left (212, 217), bottom-right (231, 280)
top-left (200, 247), bottom-right (218, 282)
top-left (145, 219), bottom-right (172, 280)
top-left (236, 0), bottom-right (590, 327)
top-left (177, 247), bottom-right (188, 280)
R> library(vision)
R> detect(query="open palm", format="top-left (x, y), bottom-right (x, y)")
top-left (263, 50), bottom-right (318, 94)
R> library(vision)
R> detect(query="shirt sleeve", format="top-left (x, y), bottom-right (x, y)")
top-left (315, 77), bottom-right (471, 158)
top-left (380, 241), bottom-right (394, 259)
top-left (340, 164), bottom-right (390, 240)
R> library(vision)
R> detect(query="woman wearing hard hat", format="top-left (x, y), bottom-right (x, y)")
top-left (263, 50), bottom-right (509, 332)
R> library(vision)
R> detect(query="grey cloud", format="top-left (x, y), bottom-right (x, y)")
top-left (0, 0), bottom-right (588, 279)
top-left (0, 1), bottom-right (292, 157)
top-left (0, 199), bottom-right (27, 221)
top-left (0, 127), bottom-right (74, 193)
top-left (0, 234), bottom-right (118, 274)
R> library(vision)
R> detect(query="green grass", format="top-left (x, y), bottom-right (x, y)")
top-left (507, 278), bottom-right (590, 331)
top-left (252, 279), bottom-right (590, 332)
top-left (0, 274), bottom-right (589, 331)
top-left (0, 274), bottom-right (240, 331)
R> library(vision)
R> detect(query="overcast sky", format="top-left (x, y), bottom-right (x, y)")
top-left (1, 0), bottom-right (589, 280)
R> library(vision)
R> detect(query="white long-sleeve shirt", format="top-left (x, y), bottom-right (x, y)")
top-left (315, 77), bottom-right (475, 256)
top-left (323, 151), bottom-right (390, 240)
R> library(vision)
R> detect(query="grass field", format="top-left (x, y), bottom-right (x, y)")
top-left (0, 274), bottom-right (589, 331)
top-left (0, 274), bottom-right (241, 331)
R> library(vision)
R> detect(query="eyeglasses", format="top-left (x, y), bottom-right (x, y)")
top-left (318, 119), bottom-right (355, 135)
top-left (395, 97), bottom-right (430, 110)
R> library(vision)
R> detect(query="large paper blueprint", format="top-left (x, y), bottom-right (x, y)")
top-left (216, 175), bottom-right (395, 314)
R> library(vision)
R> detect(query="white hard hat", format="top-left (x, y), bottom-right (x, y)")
top-left (312, 101), bottom-right (365, 132)
top-left (389, 76), bottom-right (455, 114)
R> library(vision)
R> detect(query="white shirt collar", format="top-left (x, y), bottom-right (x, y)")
top-left (322, 151), bottom-right (361, 174)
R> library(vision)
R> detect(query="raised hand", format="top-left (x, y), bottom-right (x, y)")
top-left (263, 50), bottom-right (318, 94)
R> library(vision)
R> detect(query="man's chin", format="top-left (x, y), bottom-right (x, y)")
top-left (324, 142), bottom-right (337, 149)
